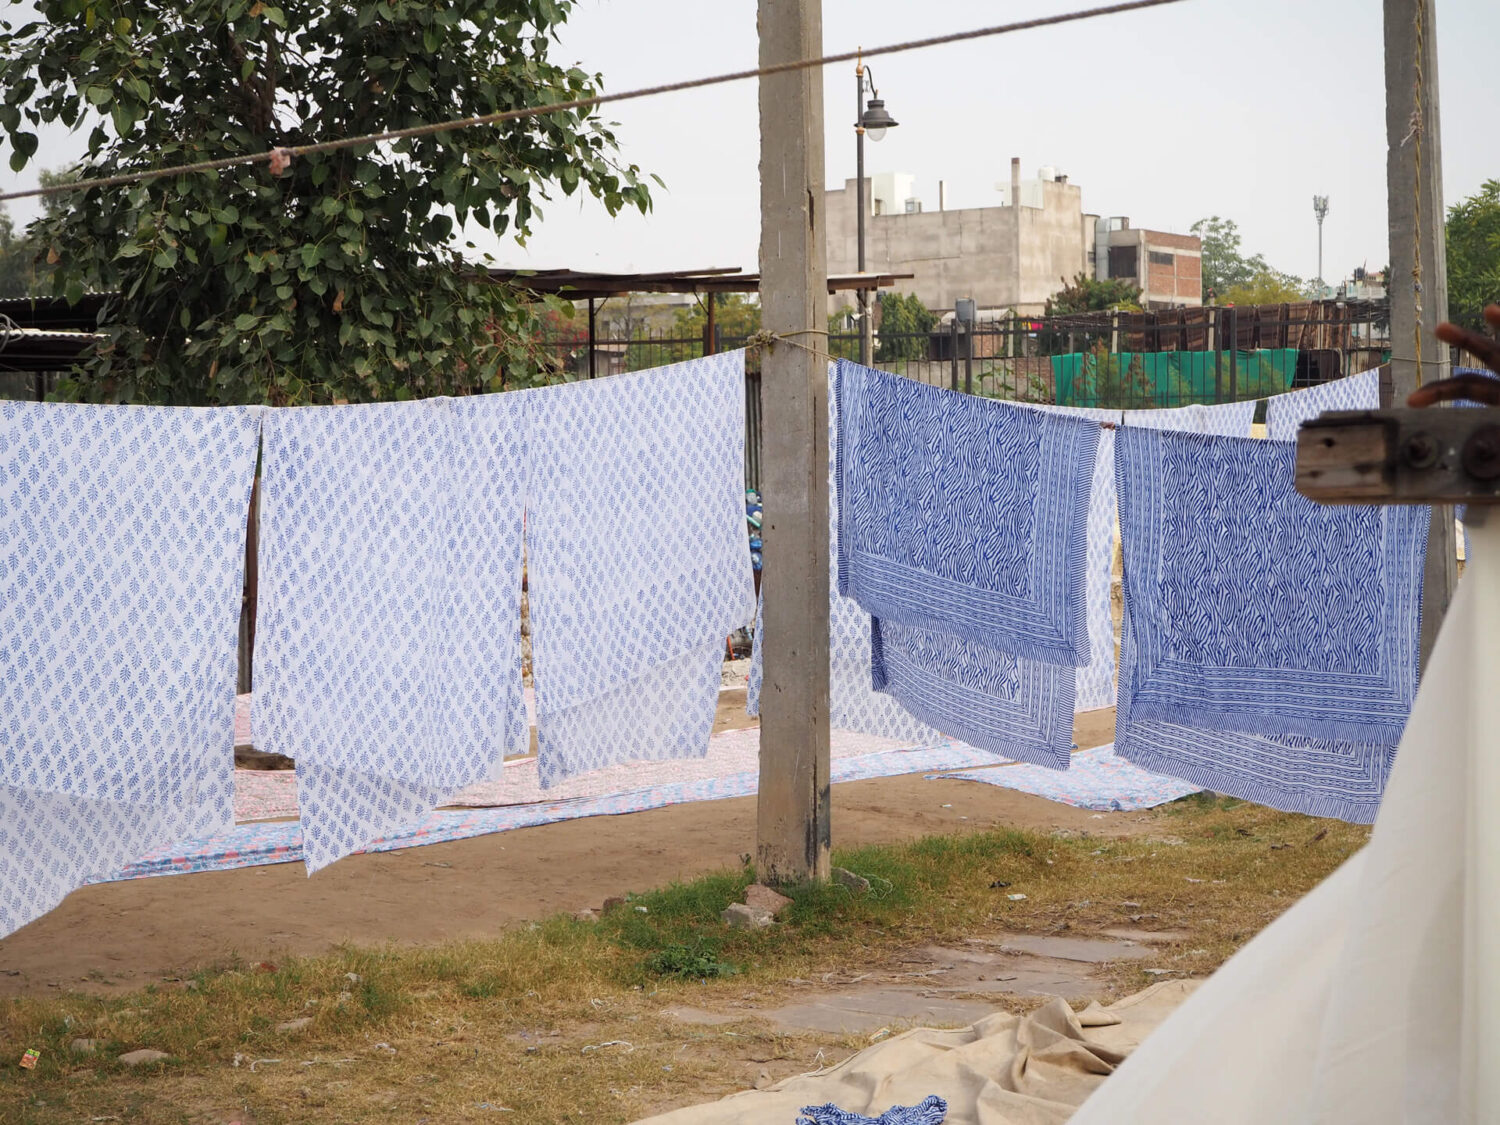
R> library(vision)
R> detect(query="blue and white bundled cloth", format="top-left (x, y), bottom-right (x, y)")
top-left (1026, 403), bottom-right (1124, 711)
top-left (0, 402), bottom-right (262, 935)
top-left (1121, 399), bottom-right (1257, 437)
top-left (527, 352), bottom-right (755, 787)
top-left (254, 396), bottom-right (529, 872)
top-left (835, 361), bottom-right (1099, 668)
top-left (1114, 426), bottom-right (1428, 821)
top-left (797, 1095), bottom-right (948, 1125)
top-left (1265, 367), bottom-right (1381, 442)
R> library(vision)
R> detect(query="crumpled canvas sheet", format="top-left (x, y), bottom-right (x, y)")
top-left (526, 352), bottom-right (755, 787)
top-left (0, 402), bottom-right (262, 937)
top-left (634, 982), bottom-right (1196, 1125)
top-left (1070, 519), bottom-right (1500, 1124)
top-left (1265, 368), bottom-right (1381, 441)
top-left (253, 396), bottom-right (528, 872)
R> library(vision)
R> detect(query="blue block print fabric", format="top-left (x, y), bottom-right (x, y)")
top-left (748, 367), bottom-right (944, 744)
top-left (834, 361), bottom-right (1099, 667)
top-left (1025, 403), bottom-right (1124, 711)
top-left (1265, 368), bottom-right (1381, 441)
top-left (1116, 427), bottom-right (1426, 745)
top-left (255, 395), bottom-right (529, 872)
top-left (0, 401), bottom-right (262, 934)
top-left (871, 618), bottom-right (1074, 768)
top-left (1115, 600), bottom-right (1397, 823)
top-left (798, 1095), bottom-right (948, 1125)
top-left (526, 352), bottom-right (755, 787)
top-left (1121, 399), bottom-right (1257, 437)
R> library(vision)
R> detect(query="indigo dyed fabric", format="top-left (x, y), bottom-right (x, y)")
top-left (835, 361), bottom-right (1098, 667)
top-left (797, 1096), bottom-right (948, 1125)
top-left (1115, 426), bottom-right (1426, 744)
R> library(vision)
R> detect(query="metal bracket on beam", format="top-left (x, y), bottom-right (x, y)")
top-left (1295, 408), bottom-right (1500, 506)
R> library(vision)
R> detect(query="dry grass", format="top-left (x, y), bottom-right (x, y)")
top-left (0, 795), bottom-right (1366, 1124)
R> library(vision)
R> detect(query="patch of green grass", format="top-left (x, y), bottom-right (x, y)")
top-left (643, 938), bottom-right (739, 980)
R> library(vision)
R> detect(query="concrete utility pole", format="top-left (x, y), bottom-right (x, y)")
top-left (1384, 0), bottom-right (1455, 666)
top-left (756, 0), bottom-right (831, 885)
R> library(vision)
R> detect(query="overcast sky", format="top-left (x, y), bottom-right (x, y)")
top-left (3, 0), bottom-right (1495, 287)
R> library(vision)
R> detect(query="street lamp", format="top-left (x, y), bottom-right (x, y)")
top-left (856, 59), bottom-right (898, 366)
top-left (1313, 195), bottom-right (1330, 296)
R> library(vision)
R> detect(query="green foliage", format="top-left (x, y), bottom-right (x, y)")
top-left (1447, 179), bottom-right (1500, 329)
top-left (1045, 272), bottom-right (1142, 315)
top-left (1222, 269), bottom-right (1308, 307)
top-left (826, 305), bottom-right (859, 361)
top-left (673, 293), bottom-right (761, 343)
top-left (1191, 215), bottom-right (1305, 302)
top-left (874, 291), bottom-right (935, 361)
top-left (1072, 342), bottom-right (1153, 408)
top-left (0, 0), bottom-right (655, 404)
top-left (0, 206), bottom-right (31, 298)
top-left (642, 939), bottom-right (738, 980)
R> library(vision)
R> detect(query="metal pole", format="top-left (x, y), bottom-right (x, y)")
top-left (1384, 0), bottom-right (1454, 666)
top-left (587, 297), bottom-right (597, 380)
top-left (705, 291), bottom-right (717, 356)
top-left (950, 320), bottom-right (959, 391)
top-left (963, 322), bottom-right (973, 395)
top-left (757, 0), bottom-right (830, 887)
top-left (855, 66), bottom-right (869, 367)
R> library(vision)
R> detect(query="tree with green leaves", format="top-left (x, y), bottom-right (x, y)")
top-left (1190, 216), bottom-right (1306, 302)
top-left (0, 206), bottom-right (31, 298)
top-left (1221, 269), bottom-right (1307, 307)
top-left (1044, 272), bottom-right (1142, 315)
top-left (673, 293), bottom-right (761, 345)
top-left (874, 292), bottom-right (935, 362)
top-left (0, 0), bottom-right (655, 404)
top-left (1446, 179), bottom-right (1500, 329)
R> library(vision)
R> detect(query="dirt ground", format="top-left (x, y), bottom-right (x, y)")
top-left (0, 701), bottom-right (1127, 999)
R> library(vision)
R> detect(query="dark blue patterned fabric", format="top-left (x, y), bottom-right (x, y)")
top-left (797, 1094), bottom-right (948, 1125)
top-left (1117, 426), bottom-right (1426, 743)
top-left (834, 361), bottom-right (1098, 667)
top-left (1114, 427), bottom-right (1427, 822)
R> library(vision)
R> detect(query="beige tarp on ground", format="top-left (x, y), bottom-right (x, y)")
top-left (1070, 518), bottom-right (1500, 1123)
top-left (634, 980), bottom-right (1195, 1125)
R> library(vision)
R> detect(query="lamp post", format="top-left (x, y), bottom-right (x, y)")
top-left (1313, 194), bottom-right (1330, 297)
top-left (855, 59), bottom-right (898, 366)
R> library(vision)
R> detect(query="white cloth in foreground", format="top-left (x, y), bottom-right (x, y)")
top-left (1072, 516), bottom-right (1500, 1124)
top-left (254, 396), bottom-right (529, 872)
top-left (1265, 368), bottom-right (1381, 442)
top-left (0, 402), bottom-right (262, 935)
top-left (1027, 403), bottom-right (1124, 711)
top-left (1121, 399), bottom-right (1257, 437)
top-left (527, 352), bottom-right (755, 787)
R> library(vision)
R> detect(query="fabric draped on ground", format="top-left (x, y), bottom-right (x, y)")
top-left (0, 401), bottom-right (262, 937)
top-left (526, 352), bottom-right (755, 787)
top-left (253, 396), bottom-right (528, 872)
top-left (929, 744), bottom-right (1201, 812)
top-left (633, 982), bottom-right (1197, 1125)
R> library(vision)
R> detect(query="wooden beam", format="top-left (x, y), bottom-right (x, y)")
top-left (1296, 408), bottom-right (1500, 506)
top-left (756, 0), bottom-right (831, 886)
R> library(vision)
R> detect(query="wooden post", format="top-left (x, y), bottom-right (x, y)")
top-left (236, 475), bottom-right (260, 695)
top-left (1384, 0), bottom-right (1455, 665)
top-left (756, 0), bottom-right (831, 885)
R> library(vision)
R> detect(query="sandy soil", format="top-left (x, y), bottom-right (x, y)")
top-left (0, 702), bottom-right (1130, 998)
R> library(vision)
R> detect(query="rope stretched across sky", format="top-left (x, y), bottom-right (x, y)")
top-left (0, 0), bottom-right (1190, 206)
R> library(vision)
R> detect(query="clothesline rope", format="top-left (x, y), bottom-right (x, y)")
top-left (0, 0), bottom-right (1191, 206)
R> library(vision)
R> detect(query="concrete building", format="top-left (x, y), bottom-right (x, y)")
top-left (826, 158), bottom-right (1201, 316)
